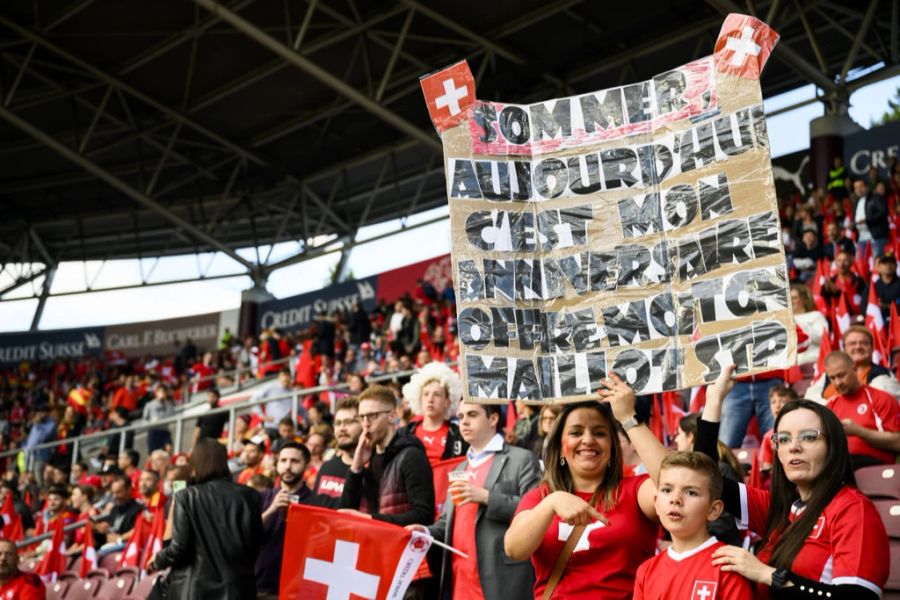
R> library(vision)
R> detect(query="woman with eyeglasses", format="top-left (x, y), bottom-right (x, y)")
top-left (694, 365), bottom-right (889, 599)
top-left (504, 374), bottom-right (669, 599)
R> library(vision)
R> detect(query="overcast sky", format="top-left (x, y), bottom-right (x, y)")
top-left (1, 73), bottom-right (898, 333)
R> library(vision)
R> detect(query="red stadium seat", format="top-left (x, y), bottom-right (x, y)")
top-left (100, 552), bottom-right (123, 574)
top-left (86, 568), bottom-right (110, 588)
top-left (128, 571), bottom-right (167, 599)
top-left (887, 541), bottom-right (900, 592)
top-left (61, 570), bottom-right (80, 581)
top-left (47, 580), bottom-right (69, 600)
top-left (66, 578), bottom-right (101, 600)
top-left (95, 571), bottom-right (137, 599)
top-left (875, 500), bottom-right (900, 539)
top-left (70, 556), bottom-right (83, 575)
top-left (856, 465), bottom-right (900, 500)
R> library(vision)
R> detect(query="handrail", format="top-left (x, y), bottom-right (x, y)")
top-left (14, 364), bottom-right (447, 471)
top-left (16, 517), bottom-right (91, 549)
top-left (176, 355), bottom-right (293, 405)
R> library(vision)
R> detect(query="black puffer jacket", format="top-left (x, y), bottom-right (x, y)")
top-left (153, 478), bottom-right (263, 600)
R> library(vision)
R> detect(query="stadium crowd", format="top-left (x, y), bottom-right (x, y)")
top-left (0, 167), bottom-right (898, 598)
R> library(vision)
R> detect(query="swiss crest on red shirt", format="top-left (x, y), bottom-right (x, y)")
top-left (692, 580), bottom-right (718, 600)
top-left (714, 13), bottom-right (779, 79)
top-left (809, 515), bottom-right (827, 539)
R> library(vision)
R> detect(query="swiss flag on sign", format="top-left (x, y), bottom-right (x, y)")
top-left (280, 504), bottom-right (432, 600)
top-left (420, 61), bottom-right (476, 133)
top-left (714, 13), bottom-right (779, 79)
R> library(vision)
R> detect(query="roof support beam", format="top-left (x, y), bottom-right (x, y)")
top-left (0, 104), bottom-right (256, 271)
top-left (192, 0), bottom-right (442, 152)
top-left (840, 0), bottom-right (879, 83)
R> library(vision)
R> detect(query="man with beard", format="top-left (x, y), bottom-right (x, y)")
top-left (255, 441), bottom-right (312, 600)
top-left (0, 539), bottom-right (43, 598)
top-left (313, 398), bottom-right (363, 508)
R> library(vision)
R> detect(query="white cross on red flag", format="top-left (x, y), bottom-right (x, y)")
top-left (714, 13), bottom-right (779, 79)
top-left (420, 61), bottom-right (476, 133)
top-left (280, 504), bottom-right (432, 600)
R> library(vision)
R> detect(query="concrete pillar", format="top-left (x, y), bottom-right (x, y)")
top-left (809, 108), bottom-right (862, 190)
top-left (238, 271), bottom-right (274, 338)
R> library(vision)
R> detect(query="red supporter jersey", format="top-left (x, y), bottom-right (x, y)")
top-left (740, 483), bottom-right (889, 597)
top-left (0, 570), bottom-right (45, 599)
top-left (634, 537), bottom-right (755, 600)
top-left (514, 475), bottom-right (657, 600)
top-left (451, 456), bottom-right (494, 600)
top-left (826, 385), bottom-right (900, 464)
top-left (415, 422), bottom-right (449, 465)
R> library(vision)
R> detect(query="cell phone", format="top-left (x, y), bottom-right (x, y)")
top-left (172, 480), bottom-right (187, 494)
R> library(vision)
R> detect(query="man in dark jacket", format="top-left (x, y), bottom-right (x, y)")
top-left (256, 441), bottom-right (313, 599)
top-left (340, 385), bottom-right (435, 598)
top-left (348, 302), bottom-right (372, 348)
top-left (854, 178), bottom-right (889, 258)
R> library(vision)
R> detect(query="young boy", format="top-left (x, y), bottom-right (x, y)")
top-left (759, 385), bottom-right (797, 472)
top-left (633, 451), bottom-right (754, 600)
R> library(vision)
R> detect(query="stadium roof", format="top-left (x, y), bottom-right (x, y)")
top-left (1, 0), bottom-right (897, 290)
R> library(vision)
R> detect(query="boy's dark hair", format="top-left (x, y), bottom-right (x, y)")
top-left (47, 486), bottom-right (68, 499)
top-left (123, 449), bottom-right (140, 468)
top-left (277, 441), bottom-right (311, 464)
top-left (659, 451), bottom-right (723, 501)
top-left (767, 385), bottom-right (798, 402)
top-left (278, 416), bottom-right (295, 428)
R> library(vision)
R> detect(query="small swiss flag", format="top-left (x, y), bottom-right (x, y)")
top-left (420, 61), bottom-right (476, 133)
top-left (692, 579), bottom-right (718, 600)
top-left (714, 13), bottom-right (779, 79)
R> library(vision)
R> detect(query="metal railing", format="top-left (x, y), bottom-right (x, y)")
top-left (13, 365), bottom-right (431, 474)
top-left (175, 355), bottom-right (293, 407)
top-left (16, 518), bottom-right (91, 549)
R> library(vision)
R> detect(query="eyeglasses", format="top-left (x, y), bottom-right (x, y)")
top-left (334, 418), bottom-right (360, 428)
top-left (358, 410), bottom-right (391, 422)
top-left (771, 429), bottom-right (826, 448)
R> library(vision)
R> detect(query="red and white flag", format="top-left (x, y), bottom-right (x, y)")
top-left (119, 510), bottom-right (149, 569)
top-left (814, 325), bottom-right (833, 379)
top-left (80, 522), bottom-right (97, 578)
top-left (832, 293), bottom-right (851, 347)
top-left (713, 13), bottom-right (779, 79)
top-left (0, 493), bottom-right (22, 542)
top-left (34, 517), bottom-right (66, 583)
top-left (143, 507), bottom-right (166, 569)
top-left (280, 504), bottom-right (432, 600)
top-left (420, 61), bottom-right (476, 133)
top-left (865, 283), bottom-right (886, 343)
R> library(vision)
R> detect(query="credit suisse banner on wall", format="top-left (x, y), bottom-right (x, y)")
top-left (421, 14), bottom-right (795, 403)
top-left (0, 327), bottom-right (105, 366)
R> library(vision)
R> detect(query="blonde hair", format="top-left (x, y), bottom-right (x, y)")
top-left (402, 362), bottom-right (462, 419)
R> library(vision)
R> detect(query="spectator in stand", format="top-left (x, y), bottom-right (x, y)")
top-left (0, 483), bottom-right (33, 532)
top-left (821, 351), bottom-right (900, 469)
top-left (313, 398), bottom-right (362, 508)
top-left (673, 414), bottom-right (743, 546)
top-left (403, 362), bottom-right (468, 465)
top-left (806, 325), bottom-right (900, 402)
top-left (31, 486), bottom-right (76, 545)
top-left (258, 329), bottom-right (284, 378)
top-left (111, 374), bottom-right (137, 415)
top-left (695, 367), bottom-right (890, 599)
top-left (347, 302), bottom-right (372, 351)
top-left (791, 229), bottom-right (823, 283)
top-left (408, 401), bottom-right (540, 599)
top-left (93, 464), bottom-right (120, 511)
top-left (827, 156), bottom-right (848, 200)
top-left (347, 372), bottom-right (366, 394)
top-left (398, 302), bottom-right (422, 357)
top-left (105, 407), bottom-right (134, 455)
top-left (192, 388), bottom-right (228, 449)
top-left (303, 431), bottom-right (327, 489)
top-left (508, 401), bottom-right (539, 451)
top-left (66, 484), bottom-right (98, 558)
top-left (853, 178), bottom-right (890, 259)
top-left (118, 449), bottom-right (142, 490)
top-left (255, 441), bottom-right (312, 599)
top-left (866, 254), bottom-right (900, 319)
top-left (307, 401), bottom-right (332, 428)
top-left (791, 284), bottom-right (828, 368)
top-left (792, 206), bottom-right (821, 247)
top-left (313, 312), bottom-right (337, 360)
top-left (759, 386), bottom-right (797, 473)
top-left (388, 300), bottom-right (406, 345)
top-left (23, 398), bottom-right (56, 487)
top-left (617, 424), bottom-right (647, 478)
top-left (0, 539), bottom-right (44, 598)
top-left (504, 375), bottom-right (667, 599)
top-left (252, 368), bottom-right (303, 432)
top-left (95, 476), bottom-right (142, 557)
top-left (633, 452), bottom-right (755, 600)
top-left (273, 417), bottom-right (302, 450)
top-left (149, 438), bottom-right (263, 599)
top-left (236, 438), bottom-right (272, 485)
top-left (143, 384), bottom-right (174, 453)
top-left (533, 405), bottom-right (562, 460)
top-left (190, 352), bottom-right (218, 392)
top-left (822, 221), bottom-right (855, 261)
top-left (138, 470), bottom-right (166, 510)
top-left (822, 249), bottom-right (867, 316)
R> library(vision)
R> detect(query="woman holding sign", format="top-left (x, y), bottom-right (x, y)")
top-left (504, 374), bottom-right (668, 599)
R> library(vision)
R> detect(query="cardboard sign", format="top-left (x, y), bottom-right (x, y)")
top-left (421, 13), bottom-right (794, 403)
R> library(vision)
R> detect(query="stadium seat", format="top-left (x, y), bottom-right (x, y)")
top-left (887, 541), bottom-right (900, 593)
top-left (874, 500), bottom-right (900, 539)
top-left (100, 553), bottom-right (123, 574)
top-left (95, 570), bottom-right (137, 599)
top-left (128, 571), bottom-right (167, 599)
top-left (61, 570), bottom-right (80, 581)
top-left (86, 568), bottom-right (110, 588)
top-left (70, 556), bottom-right (83, 575)
top-left (47, 580), bottom-right (69, 600)
top-left (66, 578), bottom-right (101, 600)
top-left (856, 465), bottom-right (900, 500)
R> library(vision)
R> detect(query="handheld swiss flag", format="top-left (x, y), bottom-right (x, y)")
top-left (80, 522), bottom-right (97, 578)
top-left (142, 507), bottom-right (166, 570)
top-left (420, 61), bottom-right (476, 133)
top-left (832, 293), bottom-right (851, 347)
top-left (119, 510), bottom-right (149, 569)
top-left (34, 517), bottom-right (66, 583)
top-left (814, 325), bottom-right (833, 379)
top-left (865, 283), bottom-right (886, 344)
top-left (889, 302), bottom-right (900, 352)
top-left (280, 504), bottom-right (432, 600)
top-left (714, 14), bottom-right (779, 79)
top-left (0, 493), bottom-right (22, 542)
